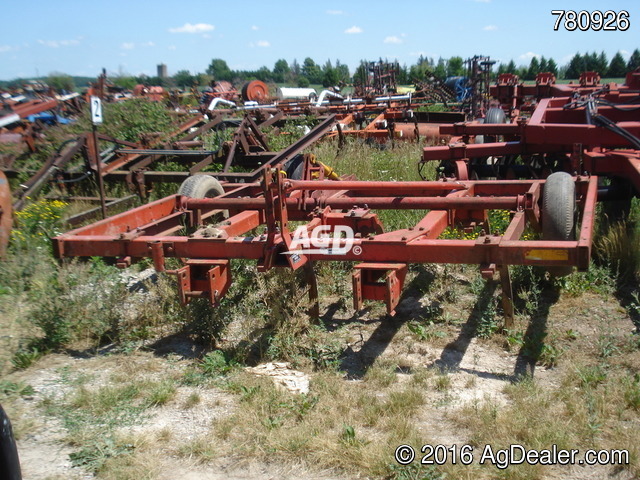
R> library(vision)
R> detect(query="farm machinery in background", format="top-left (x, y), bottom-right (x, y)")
top-left (423, 68), bottom-right (640, 190)
top-left (3, 58), bottom-right (636, 328)
top-left (49, 67), bottom-right (640, 327)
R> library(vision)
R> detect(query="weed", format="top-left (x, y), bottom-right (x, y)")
top-left (556, 264), bottom-right (615, 297)
top-left (69, 437), bottom-right (134, 473)
top-left (622, 375), bottom-right (640, 410)
top-left (305, 339), bottom-right (344, 371)
top-left (597, 334), bottom-right (621, 359)
top-left (11, 348), bottom-right (43, 370)
top-left (407, 321), bottom-right (446, 341)
top-left (504, 329), bottom-right (524, 352)
top-left (594, 220), bottom-right (640, 280)
top-left (177, 436), bottom-right (217, 463)
top-left (434, 374), bottom-right (451, 391)
top-left (538, 342), bottom-right (564, 368)
top-left (475, 297), bottom-right (499, 338)
top-left (340, 424), bottom-right (358, 445)
top-left (0, 380), bottom-right (35, 400)
top-left (627, 291), bottom-right (640, 317)
top-left (387, 462), bottom-right (446, 480)
top-left (183, 392), bottom-right (201, 408)
top-left (10, 199), bottom-right (68, 253)
top-left (575, 365), bottom-right (607, 389)
top-left (200, 350), bottom-right (236, 376)
top-left (144, 380), bottom-right (176, 407)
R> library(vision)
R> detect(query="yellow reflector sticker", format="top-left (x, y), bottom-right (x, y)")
top-left (525, 249), bottom-right (569, 261)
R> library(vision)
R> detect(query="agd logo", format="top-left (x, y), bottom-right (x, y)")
top-left (284, 225), bottom-right (361, 256)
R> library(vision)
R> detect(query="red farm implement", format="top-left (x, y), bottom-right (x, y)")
top-left (53, 162), bottom-right (598, 327)
top-left (422, 69), bottom-right (640, 197)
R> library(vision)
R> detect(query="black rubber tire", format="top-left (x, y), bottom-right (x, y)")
top-left (484, 107), bottom-right (507, 124)
top-left (178, 175), bottom-right (227, 218)
top-left (542, 171), bottom-right (575, 276)
top-left (283, 154), bottom-right (304, 180)
top-left (178, 175), bottom-right (225, 198)
top-left (0, 405), bottom-right (22, 480)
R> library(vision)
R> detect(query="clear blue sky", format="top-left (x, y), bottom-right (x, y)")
top-left (0, 0), bottom-right (637, 80)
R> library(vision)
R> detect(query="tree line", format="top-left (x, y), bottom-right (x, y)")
top-left (2, 49), bottom-right (638, 92)
top-left (498, 49), bottom-right (640, 80)
top-left (187, 49), bottom-right (640, 88)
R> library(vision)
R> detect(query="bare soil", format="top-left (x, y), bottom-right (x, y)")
top-left (6, 286), bottom-right (638, 480)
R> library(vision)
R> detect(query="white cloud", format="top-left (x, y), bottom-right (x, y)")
top-left (384, 36), bottom-right (402, 44)
top-left (326, 9), bottom-right (344, 15)
top-left (169, 23), bottom-right (214, 34)
top-left (0, 45), bottom-right (12, 53)
top-left (202, 34), bottom-right (211, 39)
top-left (620, 49), bottom-right (630, 59)
top-left (473, 0), bottom-right (491, 3)
top-left (168, 45), bottom-right (177, 51)
top-left (121, 42), bottom-right (135, 50)
top-left (519, 51), bottom-right (541, 60)
top-left (251, 25), bottom-right (259, 30)
top-left (483, 25), bottom-right (497, 31)
top-left (141, 41), bottom-right (155, 47)
top-left (38, 40), bottom-right (59, 48)
top-left (256, 40), bottom-right (270, 47)
top-left (38, 38), bottom-right (80, 48)
top-left (345, 25), bottom-right (363, 34)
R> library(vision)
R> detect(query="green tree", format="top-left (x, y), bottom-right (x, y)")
top-left (539, 56), bottom-right (548, 73)
top-left (173, 70), bottom-right (194, 88)
top-left (111, 75), bottom-right (137, 90)
top-left (206, 59), bottom-right (232, 82)
top-left (354, 62), bottom-right (368, 87)
top-left (597, 51), bottom-right (608, 74)
top-left (291, 59), bottom-right (301, 76)
top-left (565, 53), bottom-right (584, 79)
top-left (302, 58), bottom-right (322, 84)
top-left (447, 56), bottom-right (464, 76)
top-left (627, 49), bottom-right (640, 70)
top-left (47, 72), bottom-right (75, 92)
top-left (255, 66), bottom-right (271, 82)
top-left (297, 76), bottom-right (310, 88)
top-left (322, 67), bottom-right (339, 88)
top-left (547, 58), bottom-right (558, 77)
top-left (608, 52), bottom-right (627, 77)
top-left (272, 59), bottom-right (289, 83)
top-left (526, 57), bottom-right (540, 80)
top-left (505, 60), bottom-right (517, 74)
top-left (396, 63), bottom-right (409, 84)
top-left (433, 58), bottom-right (447, 79)
top-left (335, 60), bottom-right (350, 83)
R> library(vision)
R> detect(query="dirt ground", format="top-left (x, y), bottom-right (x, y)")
top-left (5, 285), bottom-right (639, 480)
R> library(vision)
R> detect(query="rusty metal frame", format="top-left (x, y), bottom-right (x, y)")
top-left (421, 89), bottom-right (640, 193)
top-left (53, 171), bottom-right (597, 319)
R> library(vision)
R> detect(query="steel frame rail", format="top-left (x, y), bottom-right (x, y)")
top-left (53, 170), bottom-right (597, 324)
